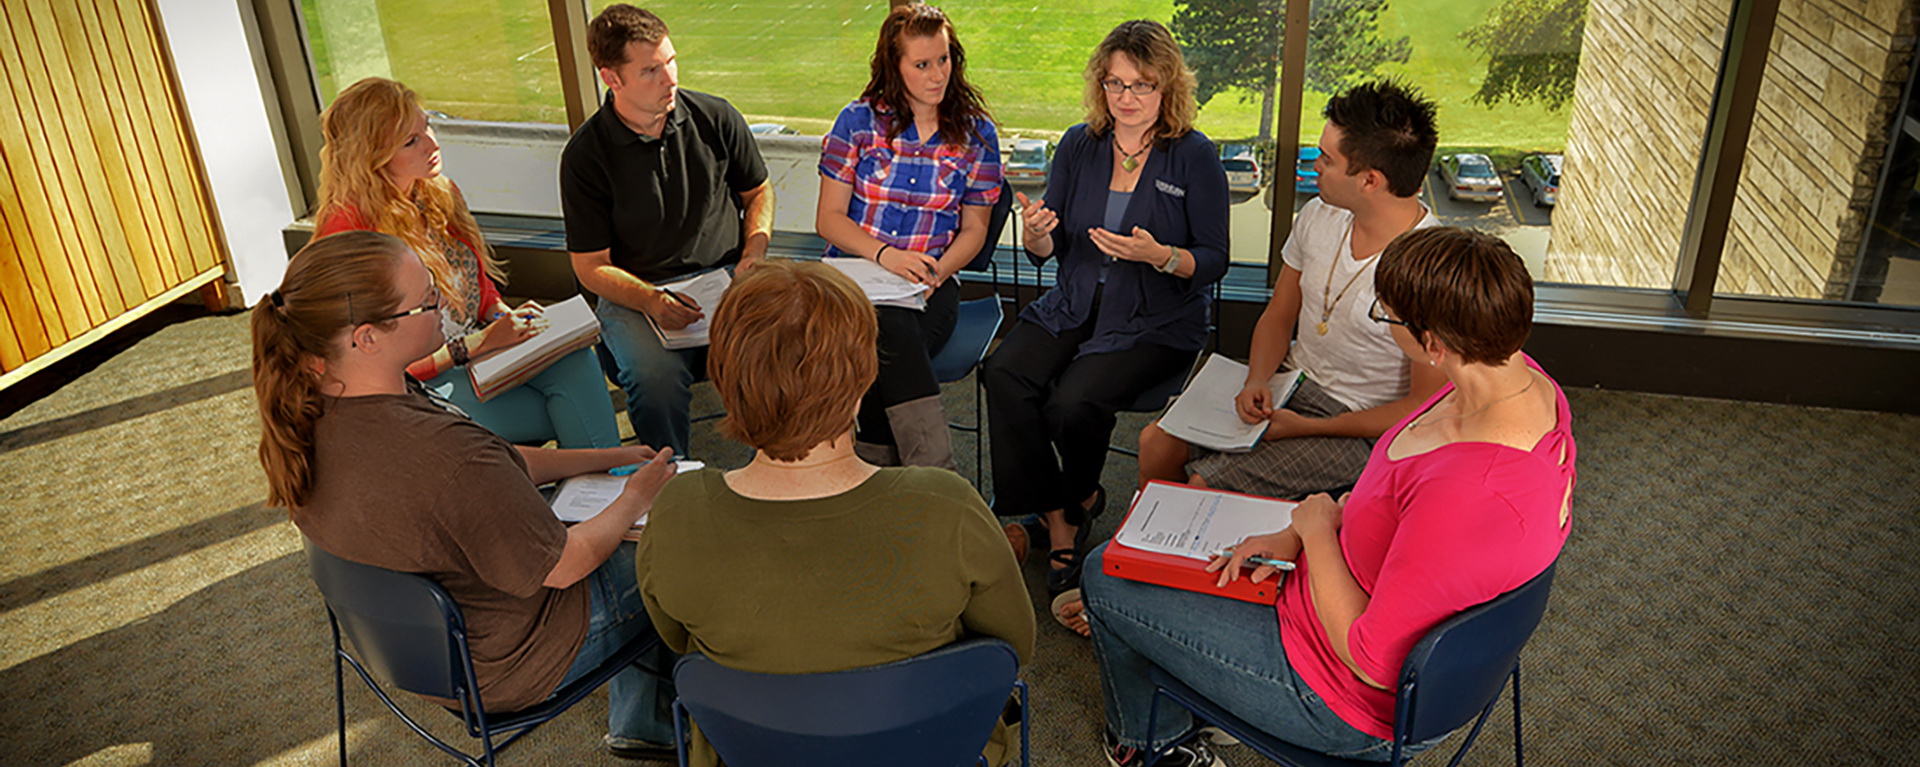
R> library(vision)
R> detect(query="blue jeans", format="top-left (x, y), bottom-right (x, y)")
top-left (594, 299), bottom-right (704, 455)
top-left (1081, 543), bottom-right (1398, 761)
top-left (557, 542), bottom-right (676, 743)
top-left (424, 345), bottom-right (620, 449)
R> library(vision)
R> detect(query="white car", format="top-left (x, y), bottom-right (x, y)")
top-left (1221, 145), bottom-right (1262, 194)
top-left (1438, 153), bottom-right (1504, 203)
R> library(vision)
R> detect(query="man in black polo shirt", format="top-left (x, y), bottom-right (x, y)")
top-left (562, 4), bottom-right (773, 456)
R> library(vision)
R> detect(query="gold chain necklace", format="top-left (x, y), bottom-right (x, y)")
top-left (1410, 378), bottom-right (1538, 429)
top-left (1115, 136), bottom-right (1149, 173)
top-left (1318, 219), bottom-right (1378, 336)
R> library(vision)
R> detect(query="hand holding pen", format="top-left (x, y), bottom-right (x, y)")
top-left (649, 284), bottom-right (705, 330)
top-left (1204, 529), bottom-right (1302, 587)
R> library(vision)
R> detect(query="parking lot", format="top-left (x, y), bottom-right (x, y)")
top-left (741, 139), bottom-right (1559, 276)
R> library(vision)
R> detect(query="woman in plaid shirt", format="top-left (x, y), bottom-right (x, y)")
top-left (815, 3), bottom-right (1002, 470)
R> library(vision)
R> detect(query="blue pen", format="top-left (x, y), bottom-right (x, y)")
top-left (609, 459), bottom-right (652, 476)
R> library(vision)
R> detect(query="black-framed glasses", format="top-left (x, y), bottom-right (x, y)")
top-left (1368, 297), bottom-right (1415, 330)
top-left (1101, 78), bottom-right (1159, 96)
top-left (349, 285), bottom-right (441, 326)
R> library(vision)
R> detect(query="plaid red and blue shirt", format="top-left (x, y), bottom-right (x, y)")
top-left (818, 100), bottom-right (1002, 258)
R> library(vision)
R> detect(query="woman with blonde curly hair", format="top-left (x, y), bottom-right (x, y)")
top-left (315, 77), bottom-right (620, 448)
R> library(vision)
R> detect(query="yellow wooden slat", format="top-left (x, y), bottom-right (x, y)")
top-left (59, 0), bottom-right (171, 295)
top-left (25, 0), bottom-right (145, 311)
top-left (0, 202), bottom-right (49, 369)
top-left (0, 27), bottom-right (79, 347)
top-left (0, 1), bottom-right (110, 325)
top-left (87, 0), bottom-right (189, 291)
top-left (125, 0), bottom-right (224, 276)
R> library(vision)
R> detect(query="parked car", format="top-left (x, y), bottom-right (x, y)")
top-left (1221, 145), bottom-right (1262, 194)
top-left (1438, 153), bottom-right (1504, 203)
top-left (748, 123), bottom-right (797, 136)
top-left (1518, 152), bottom-right (1563, 208)
top-left (1006, 138), bottom-right (1052, 186)
top-left (1295, 146), bottom-right (1322, 195)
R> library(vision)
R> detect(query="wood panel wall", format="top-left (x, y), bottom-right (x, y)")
top-left (0, 0), bottom-right (228, 386)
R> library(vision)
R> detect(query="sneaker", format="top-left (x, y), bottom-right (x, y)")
top-left (604, 733), bottom-right (676, 762)
top-left (1104, 728), bottom-right (1226, 767)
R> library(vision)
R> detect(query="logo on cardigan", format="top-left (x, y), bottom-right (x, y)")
top-left (1155, 179), bottom-right (1186, 197)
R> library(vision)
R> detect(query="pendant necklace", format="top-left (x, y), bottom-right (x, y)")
top-left (1318, 219), bottom-right (1378, 336)
top-left (1116, 137), bottom-right (1149, 173)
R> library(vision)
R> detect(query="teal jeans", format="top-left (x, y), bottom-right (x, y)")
top-left (425, 345), bottom-right (620, 448)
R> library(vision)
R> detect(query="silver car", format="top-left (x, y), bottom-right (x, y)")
top-left (1438, 153), bottom-right (1504, 203)
top-left (1519, 153), bottom-right (1563, 208)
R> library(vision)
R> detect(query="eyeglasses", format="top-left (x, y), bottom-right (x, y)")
top-left (1101, 78), bottom-right (1159, 96)
top-left (1368, 297), bottom-right (1416, 331)
top-left (349, 285), bottom-right (441, 326)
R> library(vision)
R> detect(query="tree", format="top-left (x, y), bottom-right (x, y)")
top-left (1173, 0), bottom-right (1410, 142)
top-left (1460, 0), bottom-right (1588, 110)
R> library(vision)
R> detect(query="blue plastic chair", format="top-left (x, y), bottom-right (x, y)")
top-left (1146, 563), bottom-right (1558, 767)
top-left (671, 638), bottom-right (1030, 767)
top-left (303, 539), bottom-right (660, 766)
top-left (932, 179), bottom-right (1015, 491)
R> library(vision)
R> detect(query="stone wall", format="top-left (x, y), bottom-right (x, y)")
top-left (1548, 0), bottom-right (1916, 298)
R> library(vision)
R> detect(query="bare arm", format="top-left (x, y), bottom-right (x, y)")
top-left (1230, 266), bottom-right (1305, 423)
top-left (570, 248), bottom-right (702, 330)
top-left (1268, 358), bottom-right (1447, 440)
top-left (542, 448), bottom-right (675, 588)
top-left (1292, 493), bottom-right (1389, 690)
top-left (736, 180), bottom-right (774, 269)
top-left (514, 444), bottom-right (658, 486)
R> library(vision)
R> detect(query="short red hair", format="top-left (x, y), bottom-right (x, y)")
top-left (707, 261), bottom-right (878, 460)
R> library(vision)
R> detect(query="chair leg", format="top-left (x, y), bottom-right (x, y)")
top-left (331, 620), bottom-right (348, 767)
top-left (1511, 664), bottom-right (1524, 767)
top-left (673, 701), bottom-right (691, 767)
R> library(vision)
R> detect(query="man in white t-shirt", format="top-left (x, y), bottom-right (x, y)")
top-left (1138, 80), bottom-right (1448, 500)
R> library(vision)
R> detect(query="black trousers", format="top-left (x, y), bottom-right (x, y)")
top-left (983, 314), bottom-right (1194, 518)
top-left (857, 279), bottom-right (960, 445)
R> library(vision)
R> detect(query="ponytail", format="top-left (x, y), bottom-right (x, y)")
top-left (252, 231), bottom-right (409, 510)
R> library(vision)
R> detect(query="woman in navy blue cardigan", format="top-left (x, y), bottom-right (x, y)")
top-left (983, 19), bottom-right (1229, 596)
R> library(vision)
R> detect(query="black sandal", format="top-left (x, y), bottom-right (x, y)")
top-left (1045, 486), bottom-right (1108, 595)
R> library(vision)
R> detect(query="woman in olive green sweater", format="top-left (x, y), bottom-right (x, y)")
top-left (636, 260), bottom-right (1035, 767)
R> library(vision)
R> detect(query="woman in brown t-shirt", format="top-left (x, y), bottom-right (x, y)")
top-left (253, 230), bottom-right (681, 759)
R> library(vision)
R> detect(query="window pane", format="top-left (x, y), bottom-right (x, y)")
top-left (300, 0), bottom-right (568, 216)
top-left (1715, 1), bottom-right (1919, 307)
top-left (1278, 0), bottom-right (1728, 288)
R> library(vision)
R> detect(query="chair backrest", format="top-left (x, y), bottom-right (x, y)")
top-left (967, 179), bottom-right (1016, 273)
top-left (930, 297), bottom-right (1004, 384)
top-left (1394, 562), bottom-right (1557, 744)
top-left (673, 638), bottom-right (1019, 767)
top-left (305, 539), bottom-right (470, 701)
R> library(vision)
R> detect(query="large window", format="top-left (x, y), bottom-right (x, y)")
top-left (1714, 1), bottom-right (1918, 308)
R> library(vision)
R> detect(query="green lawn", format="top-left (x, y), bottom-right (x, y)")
top-left (303, 0), bottom-right (1575, 157)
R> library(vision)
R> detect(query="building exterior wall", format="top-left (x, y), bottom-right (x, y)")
top-left (1550, 0), bottom-right (1915, 298)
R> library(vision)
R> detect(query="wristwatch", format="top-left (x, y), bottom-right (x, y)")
top-left (1157, 245), bottom-right (1182, 274)
top-left (448, 335), bottom-right (471, 367)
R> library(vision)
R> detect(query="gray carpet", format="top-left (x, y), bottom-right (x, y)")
top-left (2, 308), bottom-right (1917, 766)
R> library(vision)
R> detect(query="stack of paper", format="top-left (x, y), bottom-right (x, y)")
top-left (549, 460), bottom-right (706, 527)
top-left (648, 269), bottom-right (732, 349)
top-left (467, 295), bottom-right (601, 402)
top-left (1113, 481), bottom-right (1297, 561)
top-left (821, 257), bottom-right (932, 311)
top-left (1155, 354), bottom-right (1305, 453)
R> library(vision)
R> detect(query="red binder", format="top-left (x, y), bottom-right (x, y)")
top-left (1101, 481), bottom-right (1289, 605)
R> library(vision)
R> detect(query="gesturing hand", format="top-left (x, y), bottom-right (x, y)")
top-left (1089, 226), bottom-right (1170, 265)
top-left (1015, 191), bottom-right (1057, 240)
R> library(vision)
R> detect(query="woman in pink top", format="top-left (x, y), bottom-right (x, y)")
top-left (1081, 226), bottom-right (1575, 767)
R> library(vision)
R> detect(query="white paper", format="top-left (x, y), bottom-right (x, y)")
top-left (468, 295), bottom-right (600, 388)
top-left (1114, 482), bottom-right (1296, 561)
top-left (1155, 354), bottom-right (1304, 453)
top-left (821, 257), bottom-right (931, 310)
top-left (549, 460), bottom-right (706, 526)
top-left (650, 269), bottom-right (732, 349)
